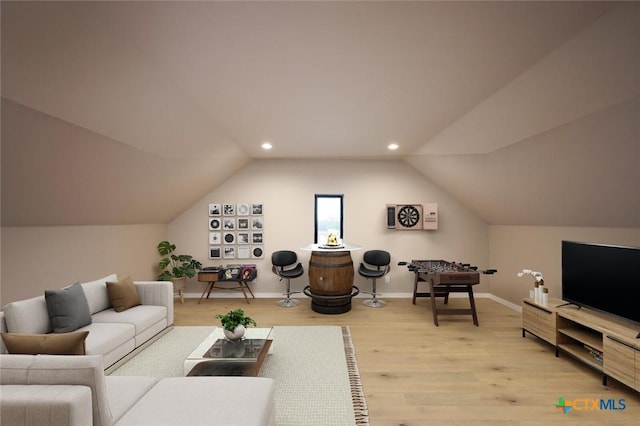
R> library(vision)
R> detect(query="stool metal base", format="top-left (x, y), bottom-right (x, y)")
top-left (363, 298), bottom-right (386, 308)
top-left (277, 298), bottom-right (300, 307)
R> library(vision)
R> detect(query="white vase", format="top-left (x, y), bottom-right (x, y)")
top-left (223, 324), bottom-right (246, 341)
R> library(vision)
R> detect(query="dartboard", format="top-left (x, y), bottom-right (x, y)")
top-left (397, 205), bottom-right (420, 228)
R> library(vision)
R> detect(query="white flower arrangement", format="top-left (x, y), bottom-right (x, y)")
top-left (517, 268), bottom-right (544, 283)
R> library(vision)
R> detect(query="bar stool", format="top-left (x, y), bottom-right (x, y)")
top-left (271, 250), bottom-right (304, 307)
top-left (359, 250), bottom-right (391, 308)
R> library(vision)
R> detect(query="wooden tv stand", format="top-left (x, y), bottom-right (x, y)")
top-left (522, 298), bottom-right (640, 392)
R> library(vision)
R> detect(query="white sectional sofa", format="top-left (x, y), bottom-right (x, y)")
top-left (0, 275), bottom-right (277, 426)
top-left (0, 354), bottom-right (276, 426)
top-left (0, 274), bottom-right (173, 369)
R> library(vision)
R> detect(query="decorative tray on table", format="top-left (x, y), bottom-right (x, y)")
top-left (319, 243), bottom-right (345, 249)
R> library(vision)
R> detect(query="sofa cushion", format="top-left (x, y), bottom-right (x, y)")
top-left (0, 354), bottom-right (114, 426)
top-left (79, 323), bottom-right (134, 357)
top-left (91, 305), bottom-right (167, 335)
top-left (106, 277), bottom-right (140, 312)
top-left (81, 274), bottom-right (117, 315)
top-left (105, 376), bottom-right (159, 424)
top-left (133, 281), bottom-right (174, 327)
top-left (1, 331), bottom-right (89, 355)
top-left (0, 384), bottom-right (93, 426)
top-left (45, 283), bottom-right (92, 333)
top-left (2, 296), bottom-right (52, 334)
top-left (115, 377), bottom-right (276, 426)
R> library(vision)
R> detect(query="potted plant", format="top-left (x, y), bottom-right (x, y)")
top-left (157, 240), bottom-right (202, 302)
top-left (215, 308), bottom-right (257, 340)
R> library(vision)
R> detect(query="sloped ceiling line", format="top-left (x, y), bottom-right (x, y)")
top-left (2, 1), bottom-right (637, 228)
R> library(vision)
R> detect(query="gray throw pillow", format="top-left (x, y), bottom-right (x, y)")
top-left (45, 282), bottom-right (92, 333)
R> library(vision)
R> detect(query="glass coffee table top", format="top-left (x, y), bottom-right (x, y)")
top-left (184, 327), bottom-right (273, 376)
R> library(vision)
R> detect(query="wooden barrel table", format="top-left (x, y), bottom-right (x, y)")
top-left (306, 250), bottom-right (358, 314)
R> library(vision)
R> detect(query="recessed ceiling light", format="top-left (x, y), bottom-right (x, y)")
top-left (261, 142), bottom-right (272, 150)
top-left (387, 143), bottom-right (399, 151)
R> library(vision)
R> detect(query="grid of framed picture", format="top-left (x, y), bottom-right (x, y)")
top-left (208, 203), bottom-right (264, 260)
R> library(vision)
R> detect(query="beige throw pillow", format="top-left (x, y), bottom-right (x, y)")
top-left (106, 276), bottom-right (141, 312)
top-left (1, 331), bottom-right (89, 355)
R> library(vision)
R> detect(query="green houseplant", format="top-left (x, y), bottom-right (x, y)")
top-left (215, 308), bottom-right (257, 340)
top-left (156, 240), bottom-right (203, 281)
top-left (156, 241), bottom-right (202, 303)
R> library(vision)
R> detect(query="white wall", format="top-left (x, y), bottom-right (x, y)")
top-left (489, 226), bottom-right (640, 305)
top-left (169, 159), bottom-right (491, 297)
top-left (1, 224), bottom-right (167, 304)
top-left (4, 161), bottom-right (637, 308)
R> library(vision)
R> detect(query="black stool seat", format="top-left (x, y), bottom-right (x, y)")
top-left (358, 265), bottom-right (387, 279)
top-left (277, 263), bottom-right (304, 279)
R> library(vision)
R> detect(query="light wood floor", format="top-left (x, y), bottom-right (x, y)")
top-left (174, 296), bottom-right (639, 425)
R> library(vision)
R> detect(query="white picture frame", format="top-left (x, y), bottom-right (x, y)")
top-left (209, 246), bottom-right (221, 259)
top-left (224, 246), bottom-right (236, 259)
top-left (251, 217), bottom-right (264, 230)
top-left (209, 232), bottom-right (221, 245)
top-left (208, 203), bottom-right (221, 216)
top-left (209, 218), bottom-right (221, 231)
top-left (223, 203), bottom-right (236, 216)
top-left (237, 203), bottom-right (250, 216)
top-left (252, 203), bottom-right (263, 216)
top-left (223, 217), bottom-right (236, 230)
top-left (237, 218), bottom-right (249, 230)
top-left (237, 246), bottom-right (250, 259)
top-left (252, 232), bottom-right (263, 244)
top-left (223, 232), bottom-right (235, 244)
top-left (237, 232), bottom-right (250, 244)
top-left (251, 245), bottom-right (264, 259)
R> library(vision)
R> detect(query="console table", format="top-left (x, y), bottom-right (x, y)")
top-left (197, 267), bottom-right (256, 304)
top-left (522, 298), bottom-right (640, 392)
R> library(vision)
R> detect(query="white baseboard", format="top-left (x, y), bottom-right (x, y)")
top-left (486, 293), bottom-right (522, 312)
top-left (181, 291), bottom-right (521, 312)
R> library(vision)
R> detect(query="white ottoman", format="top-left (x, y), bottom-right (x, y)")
top-left (114, 376), bottom-right (275, 426)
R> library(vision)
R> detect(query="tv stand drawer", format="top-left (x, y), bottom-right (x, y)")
top-left (522, 299), bottom-right (557, 345)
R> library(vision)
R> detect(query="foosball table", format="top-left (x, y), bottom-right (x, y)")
top-left (403, 260), bottom-right (497, 326)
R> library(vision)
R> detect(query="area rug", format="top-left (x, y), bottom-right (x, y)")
top-left (109, 325), bottom-right (369, 426)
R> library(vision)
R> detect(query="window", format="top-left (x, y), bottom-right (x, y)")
top-left (314, 194), bottom-right (344, 244)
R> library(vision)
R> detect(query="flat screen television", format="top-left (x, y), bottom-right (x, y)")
top-left (562, 240), bottom-right (640, 326)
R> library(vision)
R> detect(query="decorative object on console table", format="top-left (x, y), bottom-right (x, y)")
top-left (156, 240), bottom-right (203, 303)
top-left (542, 287), bottom-right (549, 305)
top-left (215, 308), bottom-right (257, 341)
top-left (517, 268), bottom-right (544, 303)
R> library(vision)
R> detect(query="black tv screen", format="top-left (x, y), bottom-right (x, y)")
top-left (562, 240), bottom-right (640, 326)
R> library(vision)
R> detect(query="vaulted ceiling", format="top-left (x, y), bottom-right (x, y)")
top-left (2, 1), bottom-right (638, 227)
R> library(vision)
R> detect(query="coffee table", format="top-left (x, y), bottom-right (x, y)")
top-left (183, 327), bottom-right (273, 376)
